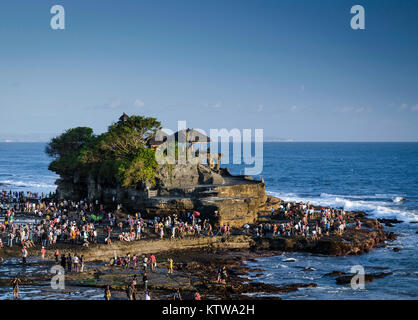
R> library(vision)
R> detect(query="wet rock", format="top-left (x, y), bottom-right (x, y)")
top-left (336, 272), bottom-right (393, 285)
top-left (386, 232), bottom-right (398, 241)
top-left (252, 226), bottom-right (389, 256)
top-left (361, 219), bottom-right (384, 230)
top-left (393, 247), bottom-right (402, 252)
top-left (378, 218), bottom-right (403, 224)
top-left (276, 283), bottom-right (317, 292)
top-left (302, 267), bottom-right (315, 272)
top-left (324, 271), bottom-right (346, 277)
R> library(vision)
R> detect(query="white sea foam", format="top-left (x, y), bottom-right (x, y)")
top-left (0, 179), bottom-right (56, 189)
top-left (393, 197), bottom-right (406, 203)
top-left (267, 190), bottom-right (418, 221)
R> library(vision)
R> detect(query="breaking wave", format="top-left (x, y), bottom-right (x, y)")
top-left (0, 179), bottom-right (56, 190)
top-left (267, 190), bottom-right (418, 222)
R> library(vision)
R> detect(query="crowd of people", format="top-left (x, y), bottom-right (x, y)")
top-left (1, 188), bottom-right (361, 300)
top-left (252, 201), bottom-right (353, 240)
top-left (1, 190), bottom-right (222, 251)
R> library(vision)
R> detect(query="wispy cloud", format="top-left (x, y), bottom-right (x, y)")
top-left (257, 104), bottom-right (263, 112)
top-left (134, 99), bottom-right (145, 108)
top-left (213, 102), bottom-right (222, 109)
top-left (91, 100), bottom-right (123, 110)
top-left (399, 103), bottom-right (408, 111)
top-left (290, 105), bottom-right (297, 112)
top-left (337, 106), bottom-right (372, 113)
top-left (397, 103), bottom-right (418, 112)
top-left (87, 98), bottom-right (145, 111)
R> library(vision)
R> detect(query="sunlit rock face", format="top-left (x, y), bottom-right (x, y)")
top-left (56, 164), bottom-right (266, 227)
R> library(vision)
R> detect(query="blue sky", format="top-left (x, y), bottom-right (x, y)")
top-left (0, 0), bottom-right (417, 142)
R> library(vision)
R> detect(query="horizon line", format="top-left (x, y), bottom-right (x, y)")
top-left (1, 140), bottom-right (418, 144)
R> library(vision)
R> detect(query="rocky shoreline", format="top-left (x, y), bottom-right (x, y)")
top-left (0, 197), bottom-right (400, 300)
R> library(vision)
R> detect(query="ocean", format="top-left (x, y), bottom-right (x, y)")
top-left (0, 143), bottom-right (57, 194)
top-left (0, 142), bottom-right (417, 299)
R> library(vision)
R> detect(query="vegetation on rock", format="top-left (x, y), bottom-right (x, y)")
top-left (46, 115), bottom-right (161, 187)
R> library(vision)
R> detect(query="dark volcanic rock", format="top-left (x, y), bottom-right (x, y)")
top-left (275, 283), bottom-right (317, 293)
top-left (393, 247), bottom-right (402, 252)
top-left (324, 271), bottom-right (347, 277)
top-left (378, 218), bottom-right (403, 224)
top-left (252, 224), bottom-right (390, 256)
top-left (386, 232), bottom-right (398, 241)
top-left (302, 267), bottom-right (315, 272)
top-left (336, 272), bottom-right (393, 285)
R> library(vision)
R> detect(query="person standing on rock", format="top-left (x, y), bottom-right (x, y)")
top-left (221, 266), bottom-right (228, 284)
top-left (41, 246), bottom-right (46, 260)
top-left (73, 254), bottom-right (79, 272)
top-left (143, 272), bottom-right (148, 290)
top-left (67, 253), bottom-right (72, 272)
top-left (160, 226), bottom-right (164, 239)
top-left (173, 288), bottom-right (182, 300)
top-left (54, 249), bottom-right (59, 263)
top-left (80, 255), bottom-right (85, 272)
top-left (150, 254), bottom-right (156, 272)
top-left (104, 285), bottom-right (111, 300)
top-left (61, 254), bottom-right (66, 269)
top-left (142, 255), bottom-right (148, 271)
top-left (168, 258), bottom-right (174, 274)
top-left (216, 268), bottom-right (222, 283)
top-left (126, 283), bottom-right (136, 300)
top-left (21, 246), bottom-right (28, 265)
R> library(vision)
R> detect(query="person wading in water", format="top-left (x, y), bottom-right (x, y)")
top-left (21, 247), bottom-right (28, 265)
top-left (11, 276), bottom-right (21, 299)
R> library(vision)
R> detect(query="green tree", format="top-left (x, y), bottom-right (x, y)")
top-left (46, 127), bottom-right (95, 175)
top-left (101, 115), bottom-right (161, 159)
top-left (46, 115), bottom-right (161, 188)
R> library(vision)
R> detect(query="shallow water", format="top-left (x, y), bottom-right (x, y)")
top-left (244, 222), bottom-right (418, 299)
top-left (0, 257), bottom-right (106, 300)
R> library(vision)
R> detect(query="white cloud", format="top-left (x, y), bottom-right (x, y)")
top-left (399, 103), bottom-right (408, 111)
top-left (134, 99), bottom-right (145, 107)
top-left (213, 102), bottom-right (222, 108)
top-left (411, 105), bottom-right (418, 112)
top-left (338, 106), bottom-right (371, 113)
top-left (257, 104), bottom-right (263, 112)
top-left (108, 101), bottom-right (122, 109)
top-left (290, 105), bottom-right (297, 112)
